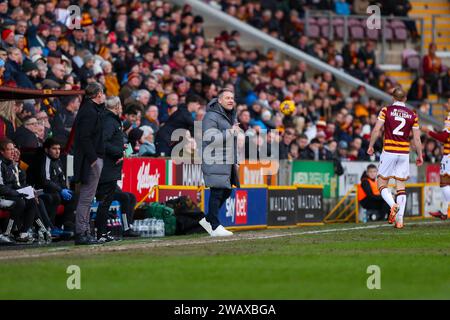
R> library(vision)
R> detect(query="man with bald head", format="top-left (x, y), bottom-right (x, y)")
top-left (367, 87), bottom-right (423, 229)
top-left (47, 63), bottom-right (65, 86)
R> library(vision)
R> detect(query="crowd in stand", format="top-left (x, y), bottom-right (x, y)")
top-left (208, 0), bottom-right (449, 159)
top-left (0, 0), bottom-right (448, 244)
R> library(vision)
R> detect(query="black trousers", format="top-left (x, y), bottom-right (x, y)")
top-left (40, 193), bottom-right (77, 231)
top-left (3, 196), bottom-right (38, 234)
top-left (360, 198), bottom-right (390, 220)
top-left (95, 181), bottom-right (117, 236)
top-left (206, 188), bottom-right (232, 230)
top-left (36, 197), bottom-right (53, 229)
top-left (112, 187), bottom-right (136, 229)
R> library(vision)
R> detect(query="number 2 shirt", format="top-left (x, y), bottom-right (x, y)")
top-left (377, 101), bottom-right (419, 154)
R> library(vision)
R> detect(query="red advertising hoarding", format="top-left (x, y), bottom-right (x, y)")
top-left (120, 158), bottom-right (167, 203)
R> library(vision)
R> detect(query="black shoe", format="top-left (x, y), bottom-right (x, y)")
top-left (97, 232), bottom-right (115, 243)
top-left (74, 232), bottom-right (98, 245)
top-left (123, 229), bottom-right (140, 237)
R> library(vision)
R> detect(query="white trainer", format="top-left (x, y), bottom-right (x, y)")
top-left (199, 218), bottom-right (213, 235)
top-left (211, 225), bottom-right (233, 237)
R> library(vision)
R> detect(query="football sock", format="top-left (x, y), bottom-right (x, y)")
top-left (380, 187), bottom-right (396, 208)
top-left (441, 186), bottom-right (450, 216)
top-left (396, 190), bottom-right (407, 223)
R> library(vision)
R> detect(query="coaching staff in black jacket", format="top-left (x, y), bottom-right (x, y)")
top-left (72, 82), bottom-right (106, 245)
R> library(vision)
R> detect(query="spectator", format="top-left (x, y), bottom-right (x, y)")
top-left (279, 127), bottom-right (296, 160)
top-left (123, 103), bottom-right (142, 134)
top-left (51, 95), bottom-right (81, 147)
top-left (138, 126), bottom-right (156, 157)
top-left (155, 94), bottom-right (201, 156)
top-left (335, 0), bottom-right (351, 15)
top-left (423, 43), bottom-right (443, 94)
top-left (407, 76), bottom-right (429, 102)
top-left (102, 61), bottom-right (120, 97)
top-left (159, 92), bottom-right (179, 123)
top-left (300, 137), bottom-right (330, 160)
top-left (141, 105), bottom-right (160, 133)
top-left (4, 47), bottom-right (34, 88)
top-left (13, 115), bottom-right (41, 152)
top-left (0, 100), bottom-right (18, 139)
top-left (119, 72), bottom-right (142, 105)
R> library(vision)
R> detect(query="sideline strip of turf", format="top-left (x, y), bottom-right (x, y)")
top-left (0, 220), bottom-right (445, 261)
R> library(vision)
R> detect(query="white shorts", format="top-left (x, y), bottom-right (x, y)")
top-left (440, 155), bottom-right (450, 176)
top-left (378, 151), bottom-right (410, 181)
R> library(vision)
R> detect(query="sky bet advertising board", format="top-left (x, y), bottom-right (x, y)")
top-left (203, 187), bottom-right (267, 228)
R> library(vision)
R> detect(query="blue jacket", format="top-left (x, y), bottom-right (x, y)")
top-left (335, 1), bottom-right (350, 15)
top-left (4, 60), bottom-right (36, 89)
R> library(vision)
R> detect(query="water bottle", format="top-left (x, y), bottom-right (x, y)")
top-left (152, 218), bottom-right (157, 237)
top-left (140, 219), bottom-right (146, 237)
top-left (161, 220), bottom-right (165, 237)
top-left (135, 219), bottom-right (142, 235)
top-left (146, 219), bottom-right (151, 237)
top-left (362, 210), bottom-right (368, 223)
top-left (157, 219), bottom-right (165, 237)
top-left (147, 218), bottom-right (153, 237)
top-left (147, 219), bottom-right (152, 237)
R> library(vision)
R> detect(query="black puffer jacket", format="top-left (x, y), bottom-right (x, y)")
top-left (100, 109), bottom-right (126, 184)
top-left (0, 156), bottom-right (27, 197)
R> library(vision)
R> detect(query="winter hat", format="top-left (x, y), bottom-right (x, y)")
top-left (22, 60), bottom-right (39, 73)
top-left (1, 29), bottom-right (13, 41)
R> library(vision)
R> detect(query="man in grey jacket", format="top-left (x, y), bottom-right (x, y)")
top-left (199, 89), bottom-right (240, 237)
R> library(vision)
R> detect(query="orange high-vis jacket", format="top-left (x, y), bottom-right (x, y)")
top-left (357, 178), bottom-right (379, 201)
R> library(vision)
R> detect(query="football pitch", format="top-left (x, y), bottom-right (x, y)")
top-left (1, 220), bottom-right (449, 299)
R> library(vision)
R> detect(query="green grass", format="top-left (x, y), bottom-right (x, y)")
top-left (1, 221), bottom-right (450, 299)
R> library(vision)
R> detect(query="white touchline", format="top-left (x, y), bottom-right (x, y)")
top-left (0, 221), bottom-right (445, 261)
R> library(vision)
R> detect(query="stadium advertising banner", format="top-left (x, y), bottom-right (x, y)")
top-left (426, 164), bottom-right (440, 183)
top-left (291, 161), bottom-right (337, 198)
top-left (173, 163), bottom-right (205, 186)
top-left (405, 185), bottom-right (423, 218)
top-left (339, 161), bottom-right (420, 197)
top-left (121, 158), bottom-right (167, 203)
top-left (157, 186), bottom-right (202, 205)
top-left (173, 162), bottom-right (279, 186)
top-left (267, 187), bottom-right (297, 226)
top-left (203, 187), bottom-right (267, 228)
top-left (296, 186), bottom-right (324, 223)
top-left (238, 161), bottom-right (278, 185)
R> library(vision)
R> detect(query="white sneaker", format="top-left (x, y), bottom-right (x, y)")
top-left (211, 225), bottom-right (233, 237)
top-left (199, 218), bottom-right (213, 235)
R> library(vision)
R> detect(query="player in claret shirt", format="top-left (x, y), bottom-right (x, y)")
top-left (367, 88), bottom-right (424, 229)
top-left (421, 103), bottom-right (450, 221)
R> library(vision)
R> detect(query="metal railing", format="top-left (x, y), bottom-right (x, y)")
top-left (304, 10), bottom-right (425, 64)
top-left (432, 14), bottom-right (450, 47)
